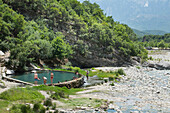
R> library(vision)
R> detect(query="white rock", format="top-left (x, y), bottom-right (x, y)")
top-left (0, 51), bottom-right (5, 56)
top-left (6, 69), bottom-right (15, 75)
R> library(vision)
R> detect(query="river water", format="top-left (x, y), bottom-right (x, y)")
top-left (109, 68), bottom-right (170, 113)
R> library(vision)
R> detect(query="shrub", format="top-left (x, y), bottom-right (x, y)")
top-left (91, 67), bottom-right (95, 70)
top-left (10, 103), bottom-right (45, 113)
top-left (43, 98), bottom-right (53, 107)
top-left (104, 79), bottom-right (108, 83)
top-left (10, 104), bottom-right (33, 113)
top-left (136, 66), bottom-right (140, 69)
top-left (52, 103), bottom-right (56, 110)
top-left (51, 91), bottom-right (68, 100)
top-left (117, 69), bottom-right (126, 75)
top-left (68, 66), bottom-right (73, 71)
top-left (148, 56), bottom-right (153, 60)
top-left (54, 110), bottom-right (59, 113)
top-left (110, 82), bottom-right (115, 86)
top-left (108, 77), bottom-right (114, 81)
top-left (33, 103), bottom-right (41, 112)
top-left (21, 104), bottom-right (32, 113)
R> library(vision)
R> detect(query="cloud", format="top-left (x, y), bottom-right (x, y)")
top-left (144, 1), bottom-right (149, 7)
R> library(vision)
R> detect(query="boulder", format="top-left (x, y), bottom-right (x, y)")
top-left (143, 61), bottom-right (170, 70)
top-left (6, 69), bottom-right (15, 75)
top-left (0, 51), bottom-right (5, 56)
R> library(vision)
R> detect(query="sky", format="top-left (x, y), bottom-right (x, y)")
top-left (78, 0), bottom-right (170, 32)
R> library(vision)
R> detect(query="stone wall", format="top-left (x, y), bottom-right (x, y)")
top-left (47, 74), bottom-right (84, 88)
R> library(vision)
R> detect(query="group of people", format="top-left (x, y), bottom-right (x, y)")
top-left (34, 70), bottom-right (90, 85)
top-left (34, 72), bottom-right (54, 85)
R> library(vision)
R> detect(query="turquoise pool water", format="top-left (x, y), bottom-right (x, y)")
top-left (11, 71), bottom-right (78, 84)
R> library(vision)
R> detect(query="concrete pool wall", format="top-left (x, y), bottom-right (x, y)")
top-left (1, 70), bottom-right (85, 88)
top-left (47, 74), bottom-right (84, 88)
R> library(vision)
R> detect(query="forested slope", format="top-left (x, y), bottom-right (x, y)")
top-left (0, 0), bottom-right (147, 71)
top-left (143, 33), bottom-right (170, 48)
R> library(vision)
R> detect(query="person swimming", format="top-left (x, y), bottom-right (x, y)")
top-left (34, 72), bottom-right (40, 85)
top-left (50, 72), bottom-right (54, 85)
top-left (42, 76), bottom-right (47, 85)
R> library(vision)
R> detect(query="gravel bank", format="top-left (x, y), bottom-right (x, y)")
top-left (74, 66), bottom-right (170, 112)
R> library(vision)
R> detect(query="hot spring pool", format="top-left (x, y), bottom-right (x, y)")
top-left (11, 71), bottom-right (79, 84)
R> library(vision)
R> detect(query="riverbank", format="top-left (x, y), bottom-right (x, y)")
top-left (0, 66), bottom-right (169, 112)
top-left (1, 49), bottom-right (170, 112)
top-left (69, 66), bottom-right (170, 112)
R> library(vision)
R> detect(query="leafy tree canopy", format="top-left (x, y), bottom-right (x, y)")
top-left (1, 0), bottom-right (148, 70)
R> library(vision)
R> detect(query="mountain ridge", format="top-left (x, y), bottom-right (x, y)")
top-left (133, 29), bottom-right (167, 37)
top-left (79, 0), bottom-right (170, 32)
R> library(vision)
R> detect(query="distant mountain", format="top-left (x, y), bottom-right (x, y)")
top-left (143, 30), bottom-right (167, 35)
top-left (133, 29), bottom-right (167, 37)
top-left (78, 0), bottom-right (170, 32)
top-left (133, 29), bottom-right (150, 37)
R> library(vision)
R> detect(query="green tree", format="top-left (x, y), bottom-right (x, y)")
top-left (51, 37), bottom-right (72, 60)
top-left (158, 40), bottom-right (165, 49)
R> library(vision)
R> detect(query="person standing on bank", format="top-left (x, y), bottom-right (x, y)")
top-left (50, 72), bottom-right (54, 85)
top-left (86, 70), bottom-right (89, 80)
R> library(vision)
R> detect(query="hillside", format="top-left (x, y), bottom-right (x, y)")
top-left (133, 29), bottom-right (167, 37)
top-left (0, 0), bottom-right (147, 71)
top-left (79, 0), bottom-right (170, 32)
top-left (143, 30), bottom-right (167, 36)
top-left (142, 33), bottom-right (170, 48)
top-left (133, 29), bottom-right (150, 37)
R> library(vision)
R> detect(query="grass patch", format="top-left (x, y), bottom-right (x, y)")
top-left (91, 90), bottom-right (101, 93)
top-left (0, 100), bottom-right (10, 113)
top-left (0, 88), bottom-right (45, 102)
top-left (30, 85), bottom-right (84, 95)
top-left (60, 98), bottom-right (105, 109)
top-left (136, 66), bottom-right (141, 69)
top-left (30, 85), bottom-right (84, 100)
top-left (87, 68), bottom-right (126, 79)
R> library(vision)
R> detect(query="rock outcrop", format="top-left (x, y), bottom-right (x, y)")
top-left (143, 60), bottom-right (170, 70)
top-left (70, 53), bottom-right (140, 68)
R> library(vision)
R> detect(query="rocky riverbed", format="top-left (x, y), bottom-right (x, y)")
top-left (1, 66), bottom-right (169, 113)
top-left (0, 50), bottom-right (170, 112)
top-left (72, 66), bottom-right (169, 113)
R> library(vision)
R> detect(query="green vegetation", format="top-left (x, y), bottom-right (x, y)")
top-left (43, 98), bottom-right (53, 107)
top-left (0, 100), bottom-right (9, 113)
top-left (0, 0), bottom-right (148, 72)
top-left (88, 68), bottom-right (126, 78)
top-left (10, 103), bottom-right (45, 113)
top-left (136, 66), bottom-right (141, 69)
top-left (0, 85), bottom-right (84, 112)
top-left (60, 98), bottom-right (106, 109)
top-left (142, 33), bottom-right (170, 49)
top-left (30, 85), bottom-right (84, 96)
top-left (0, 87), bottom-right (45, 102)
top-left (0, 80), bottom-right (5, 87)
top-left (148, 56), bottom-right (153, 61)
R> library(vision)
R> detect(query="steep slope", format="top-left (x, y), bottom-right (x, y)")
top-left (133, 29), bottom-right (167, 37)
top-left (133, 29), bottom-right (150, 37)
top-left (79, 0), bottom-right (170, 32)
top-left (0, 0), bottom-right (147, 70)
